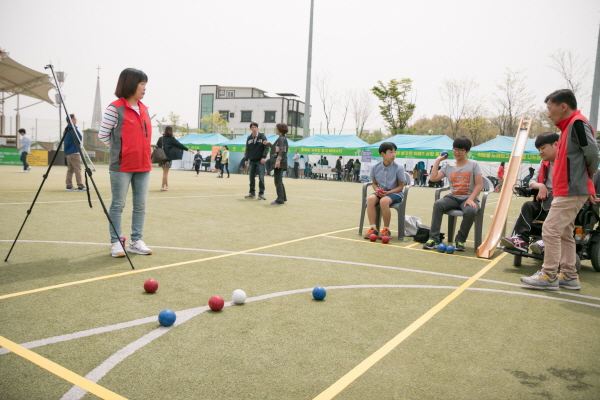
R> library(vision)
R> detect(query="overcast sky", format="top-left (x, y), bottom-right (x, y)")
top-left (1, 0), bottom-right (599, 140)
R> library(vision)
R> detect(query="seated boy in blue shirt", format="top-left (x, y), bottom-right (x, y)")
top-left (363, 142), bottom-right (406, 240)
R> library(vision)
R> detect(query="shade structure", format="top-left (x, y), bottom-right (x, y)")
top-left (0, 57), bottom-right (55, 104)
top-left (470, 136), bottom-right (541, 163)
top-left (177, 133), bottom-right (229, 150)
top-left (365, 134), bottom-right (454, 159)
top-left (288, 134), bottom-right (368, 157)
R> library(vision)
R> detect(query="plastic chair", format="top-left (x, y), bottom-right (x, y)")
top-left (358, 172), bottom-right (413, 241)
top-left (433, 176), bottom-right (493, 250)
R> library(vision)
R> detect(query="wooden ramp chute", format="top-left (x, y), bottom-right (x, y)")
top-left (477, 119), bottom-right (532, 258)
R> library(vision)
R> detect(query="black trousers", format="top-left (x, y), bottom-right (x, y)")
top-left (294, 162), bottom-right (299, 178)
top-left (195, 163), bottom-right (200, 173)
top-left (514, 201), bottom-right (547, 242)
top-left (223, 162), bottom-right (229, 177)
top-left (273, 167), bottom-right (287, 203)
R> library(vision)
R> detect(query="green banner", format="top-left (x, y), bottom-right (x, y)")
top-left (394, 149), bottom-right (454, 159)
top-left (289, 147), bottom-right (363, 156)
top-left (0, 148), bottom-right (21, 165)
top-left (185, 144), bottom-right (217, 151)
top-left (469, 151), bottom-right (541, 163)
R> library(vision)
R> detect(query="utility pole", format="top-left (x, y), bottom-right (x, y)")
top-left (303, 0), bottom-right (315, 138)
top-left (590, 24), bottom-right (600, 129)
top-left (56, 71), bottom-right (66, 138)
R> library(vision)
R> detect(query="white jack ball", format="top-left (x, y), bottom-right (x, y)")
top-left (232, 289), bottom-right (247, 305)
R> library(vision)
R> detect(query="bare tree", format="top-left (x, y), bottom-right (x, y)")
top-left (314, 73), bottom-right (336, 134)
top-left (351, 89), bottom-right (374, 138)
top-left (337, 90), bottom-right (351, 134)
top-left (439, 77), bottom-right (479, 139)
top-left (492, 69), bottom-right (535, 136)
top-left (548, 49), bottom-right (591, 97)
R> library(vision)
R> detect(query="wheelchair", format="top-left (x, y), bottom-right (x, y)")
top-left (503, 186), bottom-right (600, 273)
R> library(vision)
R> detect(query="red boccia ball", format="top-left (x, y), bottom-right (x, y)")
top-left (382, 235), bottom-right (390, 244)
top-left (208, 295), bottom-right (225, 311)
top-left (369, 234), bottom-right (378, 242)
top-left (144, 279), bottom-right (158, 293)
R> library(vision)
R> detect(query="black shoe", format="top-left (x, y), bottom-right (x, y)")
top-left (245, 194), bottom-right (255, 199)
top-left (455, 241), bottom-right (465, 251)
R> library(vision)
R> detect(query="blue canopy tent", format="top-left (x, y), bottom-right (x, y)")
top-left (365, 135), bottom-right (454, 159)
top-left (173, 133), bottom-right (229, 170)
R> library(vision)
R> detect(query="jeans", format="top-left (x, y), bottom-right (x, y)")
top-left (223, 162), bottom-right (229, 177)
top-left (248, 160), bottom-right (265, 195)
top-left (429, 194), bottom-right (480, 243)
top-left (108, 171), bottom-right (150, 243)
top-left (20, 152), bottom-right (29, 170)
top-left (273, 167), bottom-right (287, 203)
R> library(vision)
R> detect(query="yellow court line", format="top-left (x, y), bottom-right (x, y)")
top-left (0, 335), bottom-right (126, 400)
top-left (313, 252), bottom-right (507, 400)
top-left (0, 227), bottom-right (357, 301)
top-left (323, 235), bottom-right (488, 261)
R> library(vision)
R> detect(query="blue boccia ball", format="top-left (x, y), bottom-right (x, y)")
top-left (437, 243), bottom-right (447, 253)
top-left (440, 151), bottom-right (449, 158)
top-left (446, 245), bottom-right (455, 254)
top-left (312, 286), bottom-right (326, 300)
top-left (158, 309), bottom-right (176, 327)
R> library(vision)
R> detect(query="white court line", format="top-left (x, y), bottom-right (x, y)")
top-left (2, 240), bottom-right (599, 303)
top-left (0, 285), bottom-right (591, 400)
top-left (0, 193), bottom-right (247, 205)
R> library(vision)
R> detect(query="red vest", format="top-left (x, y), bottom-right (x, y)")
top-left (553, 111), bottom-right (595, 196)
top-left (109, 98), bottom-right (152, 172)
top-left (538, 161), bottom-right (550, 184)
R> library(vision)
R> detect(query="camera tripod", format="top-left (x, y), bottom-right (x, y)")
top-left (4, 64), bottom-right (135, 269)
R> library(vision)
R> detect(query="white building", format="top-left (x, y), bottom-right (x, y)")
top-left (198, 85), bottom-right (310, 138)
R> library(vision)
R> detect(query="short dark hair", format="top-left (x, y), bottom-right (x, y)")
top-left (276, 123), bottom-right (288, 135)
top-left (114, 68), bottom-right (148, 99)
top-left (378, 142), bottom-right (397, 155)
top-left (223, 145), bottom-right (228, 150)
top-left (18, 128), bottom-right (26, 134)
top-left (453, 136), bottom-right (472, 152)
top-left (163, 126), bottom-right (174, 137)
top-left (545, 89), bottom-right (577, 110)
top-left (534, 131), bottom-right (560, 149)
top-left (250, 122), bottom-right (258, 128)
top-left (66, 114), bottom-right (75, 123)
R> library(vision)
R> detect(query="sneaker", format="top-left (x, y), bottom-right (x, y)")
top-left (19, 170), bottom-right (27, 173)
top-left (128, 240), bottom-right (153, 255)
top-left (530, 240), bottom-right (545, 255)
top-left (558, 273), bottom-right (580, 290)
top-left (27, 166), bottom-right (32, 171)
top-left (258, 194), bottom-right (266, 200)
top-left (245, 194), bottom-right (255, 199)
top-left (520, 270), bottom-right (559, 290)
top-left (455, 242), bottom-right (465, 251)
top-left (423, 239), bottom-right (439, 250)
top-left (501, 236), bottom-right (529, 252)
top-left (364, 228), bottom-right (379, 239)
top-left (77, 186), bottom-right (87, 191)
top-left (111, 242), bottom-right (126, 258)
top-left (271, 201), bottom-right (283, 205)
top-left (66, 186), bottom-right (76, 191)
top-left (379, 228), bottom-right (391, 239)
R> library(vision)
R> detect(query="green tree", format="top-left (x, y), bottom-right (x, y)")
top-left (371, 79), bottom-right (416, 134)
top-left (199, 112), bottom-right (229, 136)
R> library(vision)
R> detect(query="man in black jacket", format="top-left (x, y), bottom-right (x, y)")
top-left (244, 122), bottom-right (270, 200)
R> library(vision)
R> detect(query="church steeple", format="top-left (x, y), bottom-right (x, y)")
top-left (91, 66), bottom-right (102, 130)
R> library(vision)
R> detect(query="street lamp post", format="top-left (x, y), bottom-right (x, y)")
top-left (56, 71), bottom-right (66, 138)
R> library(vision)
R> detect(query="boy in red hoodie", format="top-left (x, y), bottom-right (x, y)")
top-left (521, 89), bottom-right (598, 290)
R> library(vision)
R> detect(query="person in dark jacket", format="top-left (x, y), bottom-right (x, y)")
top-left (269, 123), bottom-right (289, 204)
top-left (214, 150), bottom-right (223, 178)
top-left (63, 114), bottom-right (86, 191)
top-left (244, 122), bottom-right (269, 200)
top-left (193, 150), bottom-right (202, 176)
top-left (157, 126), bottom-right (194, 191)
top-left (335, 156), bottom-right (343, 181)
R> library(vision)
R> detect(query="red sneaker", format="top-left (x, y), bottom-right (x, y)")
top-left (364, 228), bottom-right (379, 239)
top-left (379, 228), bottom-right (391, 239)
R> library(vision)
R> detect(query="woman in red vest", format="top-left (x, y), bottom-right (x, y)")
top-left (494, 162), bottom-right (505, 192)
top-left (98, 68), bottom-right (153, 258)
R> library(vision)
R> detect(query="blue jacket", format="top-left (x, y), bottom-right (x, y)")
top-left (63, 125), bottom-right (83, 156)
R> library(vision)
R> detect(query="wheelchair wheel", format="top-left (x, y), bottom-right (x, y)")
top-left (576, 254), bottom-right (581, 274)
top-left (513, 254), bottom-right (522, 267)
top-left (591, 241), bottom-right (600, 272)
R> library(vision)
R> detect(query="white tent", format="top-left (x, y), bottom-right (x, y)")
top-left (0, 52), bottom-right (55, 138)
